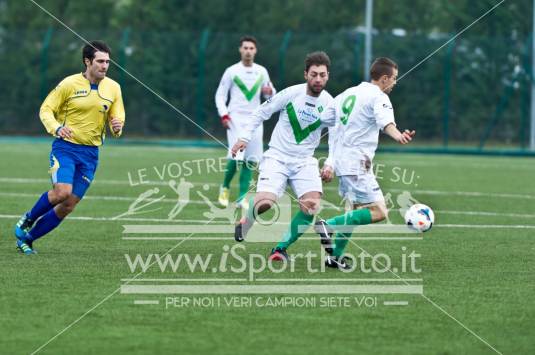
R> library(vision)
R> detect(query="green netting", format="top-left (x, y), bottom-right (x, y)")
top-left (0, 29), bottom-right (531, 149)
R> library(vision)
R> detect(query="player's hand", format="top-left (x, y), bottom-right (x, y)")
top-left (231, 139), bottom-right (247, 157)
top-left (57, 126), bottom-right (73, 139)
top-left (320, 164), bottom-right (334, 182)
top-left (261, 84), bottom-right (273, 96)
top-left (398, 129), bottom-right (415, 144)
top-left (110, 117), bottom-right (124, 134)
top-left (221, 115), bottom-right (231, 129)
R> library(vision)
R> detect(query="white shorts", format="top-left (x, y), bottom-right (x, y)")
top-left (256, 156), bottom-right (322, 198)
top-left (226, 116), bottom-right (263, 162)
top-left (338, 173), bottom-right (384, 205)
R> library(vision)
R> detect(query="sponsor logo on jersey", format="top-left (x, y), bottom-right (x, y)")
top-left (305, 102), bottom-right (316, 108)
top-left (74, 90), bottom-right (88, 95)
top-left (297, 108), bottom-right (320, 124)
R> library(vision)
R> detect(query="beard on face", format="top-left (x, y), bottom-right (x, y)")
top-left (308, 82), bottom-right (324, 95)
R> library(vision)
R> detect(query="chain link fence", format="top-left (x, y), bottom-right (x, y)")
top-left (0, 28), bottom-right (530, 149)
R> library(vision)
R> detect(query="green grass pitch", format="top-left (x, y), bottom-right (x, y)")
top-left (0, 140), bottom-right (534, 354)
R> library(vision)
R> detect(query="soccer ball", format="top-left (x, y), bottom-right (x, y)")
top-left (404, 204), bottom-right (435, 232)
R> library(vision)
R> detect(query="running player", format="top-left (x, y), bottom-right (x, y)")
top-left (231, 51), bottom-right (335, 261)
top-left (14, 41), bottom-right (125, 254)
top-left (215, 35), bottom-right (275, 209)
top-left (316, 57), bottom-right (415, 269)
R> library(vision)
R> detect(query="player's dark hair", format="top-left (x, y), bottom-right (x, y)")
top-left (239, 35), bottom-right (257, 47)
top-left (370, 57), bottom-right (398, 80)
top-left (82, 40), bottom-right (111, 68)
top-left (305, 51), bottom-right (331, 72)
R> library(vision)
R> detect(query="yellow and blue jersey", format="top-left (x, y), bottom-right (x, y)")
top-left (40, 73), bottom-right (125, 146)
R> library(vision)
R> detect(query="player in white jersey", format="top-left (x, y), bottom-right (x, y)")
top-left (316, 57), bottom-right (416, 269)
top-left (215, 35), bottom-right (276, 209)
top-left (231, 52), bottom-right (335, 261)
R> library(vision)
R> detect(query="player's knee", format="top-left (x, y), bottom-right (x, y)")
top-left (300, 200), bottom-right (320, 215)
top-left (254, 199), bottom-right (274, 215)
top-left (63, 203), bottom-right (76, 214)
top-left (55, 201), bottom-right (76, 218)
top-left (52, 185), bottom-right (72, 203)
top-left (370, 204), bottom-right (388, 222)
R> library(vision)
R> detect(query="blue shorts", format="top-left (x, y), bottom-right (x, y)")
top-left (49, 139), bottom-right (99, 199)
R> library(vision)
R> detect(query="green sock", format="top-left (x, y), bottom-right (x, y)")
top-left (333, 232), bottom-right (353, 257)
top-left (222, 159), bottom-right (237, 188)
top-left (238, 161), bottom-right (255, 202)
top-left (246, 196), bottom-right (255, 221)
top-left (276, 210), bottom-right (314, 250)
top-left (326, 208), bottom-right (372, 226)
top-left (326, 209), bottom-right (372, 257)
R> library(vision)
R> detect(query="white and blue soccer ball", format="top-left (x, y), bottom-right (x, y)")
top-left (405, 204), bottom-right (435, 232)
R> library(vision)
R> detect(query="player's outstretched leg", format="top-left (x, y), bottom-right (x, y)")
top-left (219, 159), bottom-right (237, 207)
top-left (316, 218), bottom-right (357, 270)
top-left (236, 160), bottom-right (256, 209)
top-left (272, 210), bottom-right (314, 254)
top-left (16, 188), bottom-right (80, 254)
top-left (14, 184), bottom-right (72, 254)
top-left (318, 203), bottom-right (386, 269)
top-left (24, 208), bottom-right (64, 248)
top-left (270, 192), bottom-right (319, 260)
top-left (324, 208), bottom-right (372, 262)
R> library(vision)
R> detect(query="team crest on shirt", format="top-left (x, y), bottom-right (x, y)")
top-left (99, 104), bottom-right (109, 113)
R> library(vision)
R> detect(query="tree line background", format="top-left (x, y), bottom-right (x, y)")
top-left (0, 0), bottom-right (531, 147)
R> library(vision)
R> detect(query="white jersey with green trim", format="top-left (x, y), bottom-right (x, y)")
top-left (215, 62), bottom-right (275, 118)
top-left (326, 82), bottom-right (396, 175)
top-left (241, 83), bottom-right (335, 161)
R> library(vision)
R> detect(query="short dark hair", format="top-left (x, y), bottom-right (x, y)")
top-left (305, 51), bottom-right (331, 72)
top-left (239, 35), bottom-right (257, 47)
top-left (370, 57), bottom-right (398, 80)
top-left (82, 40), bottom-right (111, 67)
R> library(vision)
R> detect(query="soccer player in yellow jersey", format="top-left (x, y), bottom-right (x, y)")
top-left (14, 41), bottom-right (125, 254)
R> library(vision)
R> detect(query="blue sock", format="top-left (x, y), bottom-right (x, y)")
top-left (27, 192), bottom-right (54, 221)
top-left (27, 209), bottom-right (63, 241)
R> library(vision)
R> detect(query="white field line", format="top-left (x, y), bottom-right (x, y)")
top-left (434, 224), bottom-right (535, 229)
top-left (1, 177), bottom-right (535, 200)
top-left (122, 278), bottom-right (249, 282)
top-left (0, 214), bottom-right (207, 224)
top-left (0, 214), bottom-right (533, 231)
top-left (0, 192), bottom-right (535, 223)
top-left (2, 191), bottom-right (535, 219)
